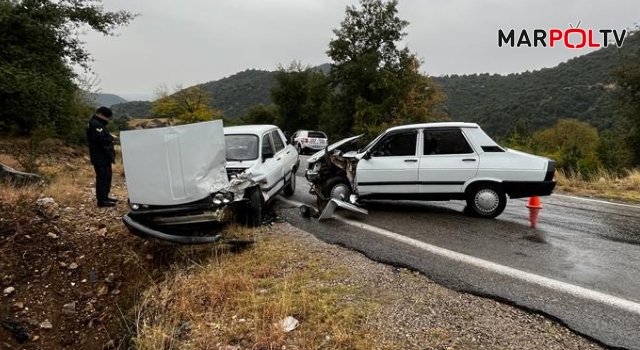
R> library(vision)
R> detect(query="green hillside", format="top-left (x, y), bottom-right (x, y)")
top-left (111, 32), bottom-right (640, 136)
top-left (85, 93), bottom-right (128, 107)
top-left (435, 32), bottom-right (640, 137)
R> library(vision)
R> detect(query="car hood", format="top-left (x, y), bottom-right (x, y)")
top-left (121, 120), bottom-right (229, 206)
top-left (307, 134), bottom-right (364, 163)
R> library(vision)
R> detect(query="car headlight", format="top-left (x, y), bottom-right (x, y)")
top-left (131, 203), bottom-right (140, 210)
top-left (213, 192), bottom-right (234, 205)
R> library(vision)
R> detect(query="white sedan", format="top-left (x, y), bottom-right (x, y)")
top-left (305, 122), bottom-right (556, 218)
top-left (120, 121), bottom-right (299, 243)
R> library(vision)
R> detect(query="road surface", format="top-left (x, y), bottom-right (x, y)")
top-left (275, 156), bottom-right (640, 349)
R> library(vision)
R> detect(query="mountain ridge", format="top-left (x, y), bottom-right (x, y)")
top-left (111, 32), bottom-right (640, 137)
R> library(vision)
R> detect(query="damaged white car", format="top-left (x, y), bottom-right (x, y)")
top-left (120, 121), bottom-right (299, 244)
top-left (305, 122), bottom-right (556, 219)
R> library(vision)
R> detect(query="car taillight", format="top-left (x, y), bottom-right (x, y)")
top-left (302, 138), bottom-right (309, 143)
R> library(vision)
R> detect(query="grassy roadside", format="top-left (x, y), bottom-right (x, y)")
top-left (130, 232), bottom-right (380, 350)
top-left (555, 169), bottom-right (640, 203)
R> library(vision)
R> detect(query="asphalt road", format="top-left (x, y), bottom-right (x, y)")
top-left (275, 156), bottom-right (640, 349)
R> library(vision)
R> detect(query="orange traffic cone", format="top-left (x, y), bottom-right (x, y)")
top-left (526, 196), bottom-right (543, 228)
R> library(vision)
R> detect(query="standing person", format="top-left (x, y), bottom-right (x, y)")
top-left (87, 106), bottom-right (117, 207)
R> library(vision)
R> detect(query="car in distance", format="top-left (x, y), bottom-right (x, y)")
top-left (305, 122), bottom-right (556, 219)
top-left (120, 121), bottom-right (299, 244)
top-left (291, 130), bottom-right (328, 155)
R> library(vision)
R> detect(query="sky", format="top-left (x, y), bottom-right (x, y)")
top-left (80, 0), bottom-right (640, 100)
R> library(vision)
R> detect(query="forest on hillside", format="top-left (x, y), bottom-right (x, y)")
top-left (112, 32), bottom-right (640, 140)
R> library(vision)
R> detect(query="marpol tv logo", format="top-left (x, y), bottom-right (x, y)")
top-left (498, 21), bottom-right (627, 48)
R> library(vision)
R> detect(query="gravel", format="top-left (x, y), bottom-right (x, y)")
top-left (276, 223), bottom-right (603, 350)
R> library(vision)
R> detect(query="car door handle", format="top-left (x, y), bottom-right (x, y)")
top-left (404, 159), bottom-right (418, 162)
top-left (286, 151), bottom-right (290, 154)
top-left (277, 157), bottom-right (281, 161)
top-left (462, 158), bottom-right (476, 162)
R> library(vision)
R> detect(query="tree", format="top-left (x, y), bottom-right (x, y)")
top-left (0, 0), bottom-right (136, 142)
top-left (531, 119), bottom-right (602, 175)
top-left (241, 104), bottom-right (279, 125)
top-left (325, 0), bottom-right (445, 139)
top-left (270, 61), bottom-right (330, 135)
top-left (151, 85), bottom-right (222, 125)
top-left (614, 30), bottom-right (640, 164)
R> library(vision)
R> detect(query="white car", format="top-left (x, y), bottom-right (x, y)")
top-left (305, 122), bottom-right (556, 218)
top-left (291, 130), bottom-right (328, 155)
top-left (224, 124), bottom-right (300, 202)
top-left (119, 121), bottom-right (299, 244)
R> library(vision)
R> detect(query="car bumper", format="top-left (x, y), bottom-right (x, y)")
top-left (502, 181), bottom-right (557, 199)
top-left (122, 214), bottom-right (224, 244)
top-left (302, 144), bottom-right (326, 151)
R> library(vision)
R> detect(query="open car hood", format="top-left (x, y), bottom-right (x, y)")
top-left (307, 134), bottom-right (364, 164)
top-left (120, 120), bottom-right (229, 206)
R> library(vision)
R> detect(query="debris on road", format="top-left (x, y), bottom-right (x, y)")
top-left (280, 316), bottom-right (299, 333)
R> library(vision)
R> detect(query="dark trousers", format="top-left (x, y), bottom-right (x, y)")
top-left (94, 165), bottom-right (112, 203)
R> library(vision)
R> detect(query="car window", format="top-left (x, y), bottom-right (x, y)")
top-left (371, 131), bottom-right (417, 157)
top-left (225, 134), bottom-right (259, 161)
top-left (262, 132), bottom-right (275, 157)
top-left (308, 131), bottom-right (327, 139)
top-left (271, 130), bottom-right (285, 152)
top-left (423, 129), bottom-right (474, 155)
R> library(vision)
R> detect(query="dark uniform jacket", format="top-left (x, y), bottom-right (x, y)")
top-left (87, 115), bottom-right (115, 166)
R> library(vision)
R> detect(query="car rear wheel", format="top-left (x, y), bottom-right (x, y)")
top-left (283, 171), bottom-right (296, 196)
top-left (322, 176), bottom-right (351, 201)
top-left (466, 184), bottom-right (506, 219)
top-left (296, 144), bottom-right (303, 155)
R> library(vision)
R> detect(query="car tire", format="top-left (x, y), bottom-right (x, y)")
top-left (246, 187), bottom-right (264, 227)
top-left (466, 184), bottom-right (507, 219)
top-left (296, 144), bottom-right (303, 155)
top-left (322, 176), bottom-right (351, 201)
top-left (283, 171), bottom-right (296, 197)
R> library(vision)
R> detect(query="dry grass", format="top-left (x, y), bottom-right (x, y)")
top-left (555, 168), bottom-right (640, 203)
top-left (130, 234), bottom-right (381, 350)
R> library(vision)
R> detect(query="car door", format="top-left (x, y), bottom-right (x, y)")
top-left (356, 129), bottom-right (419, 194)
top-left (260, 131), bottom-right (284, 199)
top-left (418, 128), bottom-right (479, 193)
top-left (273, 129), bottom-right (297, 178)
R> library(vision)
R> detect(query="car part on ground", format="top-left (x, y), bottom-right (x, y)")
top-left (0, 163), bottom-right (43, 186)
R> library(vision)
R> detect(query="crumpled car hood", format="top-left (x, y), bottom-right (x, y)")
top-left (120, 120), bottom-right (229, 206)
top-left (307, 134), bottom-right (364, 164)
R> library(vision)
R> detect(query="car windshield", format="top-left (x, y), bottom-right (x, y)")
top-left (225, 134), bottom-right (259, 161)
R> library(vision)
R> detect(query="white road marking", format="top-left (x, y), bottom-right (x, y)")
top-left (279, 197), bottom-right (640, 315)
top-left (553, 194), bottom-right (640, 210)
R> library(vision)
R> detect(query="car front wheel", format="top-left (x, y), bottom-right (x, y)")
top-left (246, 187), bottom-right (264, 227)
top-left (322, 176), bottom-right (351, 201)
top-left (466, 184), bottom-right (506, 219)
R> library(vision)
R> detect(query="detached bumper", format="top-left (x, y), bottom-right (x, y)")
top-left (503, 181), bottom-right (557, 199)
top-left (122, 214), bottom-right (223, 244)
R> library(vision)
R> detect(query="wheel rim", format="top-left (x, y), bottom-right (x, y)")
top-left (474, 188), bottom-right (499, 213)
top-left (330, 183), bottom-right (350, 200)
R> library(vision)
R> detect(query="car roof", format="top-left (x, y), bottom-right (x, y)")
top-left (224, 124), bottom-right (278, 135)
top-left (386, 122), bottom-right (479, 132)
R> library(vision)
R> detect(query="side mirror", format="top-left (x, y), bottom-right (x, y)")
top-left (263, 152), bottom-right (274, 162)
top-left (362, 151), bottom-right (371, 160)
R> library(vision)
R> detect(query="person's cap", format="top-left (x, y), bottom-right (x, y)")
top-left (96, 106), bottom-right (113, 119)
